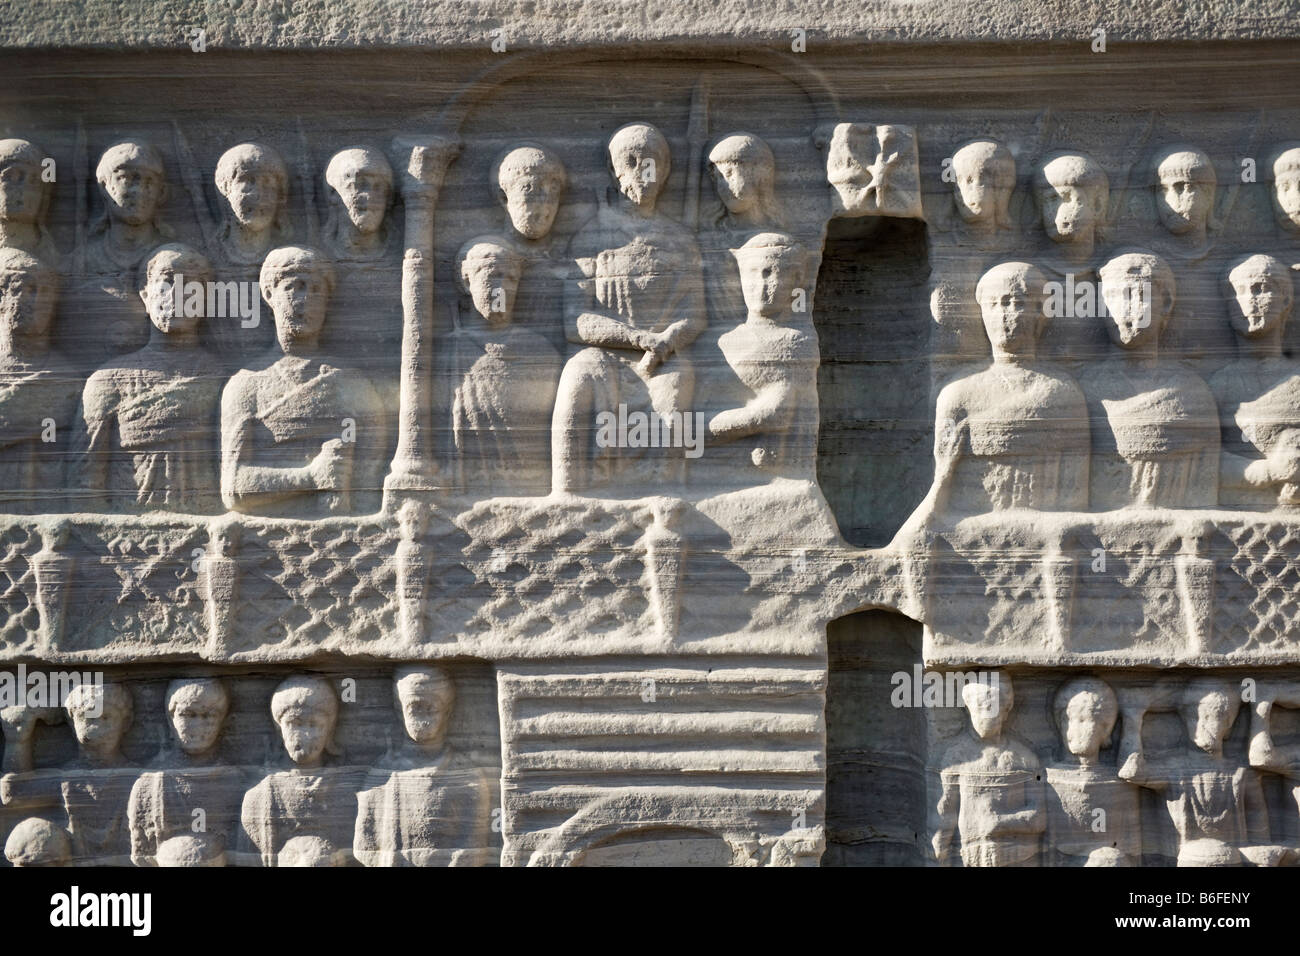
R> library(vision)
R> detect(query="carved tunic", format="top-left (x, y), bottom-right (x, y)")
top-left (128, 765), bottom-right (245, 865)
top-left (0, 355), bottom-right (79, 513)
top-left (240, 767), bottom-right (362, 866)
top-left (1046, 764), bottom-right (1141, 862)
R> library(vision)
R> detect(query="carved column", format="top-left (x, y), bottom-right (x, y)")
top-left (385, 135), bottom-right (461, 495)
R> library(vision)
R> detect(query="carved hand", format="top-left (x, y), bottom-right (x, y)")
top-left (309, 438), bottom-right (351, 491)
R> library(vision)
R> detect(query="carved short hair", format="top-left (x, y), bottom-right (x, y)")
top-left (962, 672), bottom-right (1012, 717)
top-left (953, 139), bottom-right (1016, 189)
top-left (156, 834), bottom-right (225, 867)
top-left (259, 245), bottom-right (336, 301)
top-left (607, 122), bottom-right (671, 180)
top-left (393, 664), bottom-right (455, 712)
top-left (708, 132), bottom-right (775, 175)
top-left (165, 677), bottom-right (230, 718)
top-left (65, 680), bottom-right (132, 723)
top-left (1153, 145), bottom-right (1216, 184)
top-left (456, 235), bottom-right (524, 297)
top-left (1035, 150), bottom-right (1108, 197)
top-left (1272, 144), bottom-right (1300, 178)
top-left (1098, 249), bottom-right (1176, 332)
top-left (1227, 253), bottom-right (1294, 315)
top-left (4, 818), bottom-right (70, 866)
top-left (270, 675), bottom-right (338, 724)
top-left (491, 143), bottom-right (565, 201)
top-left (0, 247), bottom-right (55, 286)
top-left (975, 260), bottom-right (1045, 305)
top-left (0, 137), bottom-right (47, 171)
top-left (95, 139), bottom-right (165, 186)
top-left (325, 145), bottom-right (393, 194)
top-left (1179, 678), bottom-right (1240, 727)
top-left (140, 242), bottom-right (213, 293)
top-left (214, 142), bottom-right (289, 198)
top-left (1052, 676), bottom-right (1117, 735)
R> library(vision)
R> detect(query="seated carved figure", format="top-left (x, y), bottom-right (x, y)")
top-left (241, 676), bottom-right (358, 867)
top-left (706, 232), bottom-right (819, 481)
top-left (1045, 677), bottom-right (1141, 866)
top-left (447, 236), bottom-right (560, 495)
top-left (932, 674), bottom-right (1046, 867)
top-left (71, 243), bottom-right (224, 513)
top-left (1210, 254), bottom-right (1300, 508)
top-left (900, 261), bottom-right (1089, 537)
top-left (128, 678), bottom-right (242, 866)
top-left (551, 122), bottom-right (707, 493)
top-left (220, 245), bottom-right (385, 517)
top-left (1120, 679), bottom-right (1280, 867)
top-left (1080, 251), bottom-right (1220, 509)
top-left (1, 681), bottom-right (136, 866)
top-left (0, 248), bottom-right (79, 513)
top-left (354, 666), bottom-right (495, 866)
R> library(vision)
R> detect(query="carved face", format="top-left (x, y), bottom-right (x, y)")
top-left (222, 165), bottom-right (282, 232)
top-left (501, 167), bottom-right (562, 241)
top-left (461, 255), bottom-right (520, 327)
top-left (101, 161), bottom-right (164, 227)
top-left (1100, 270), bottom-right (1158, 349)
top-left (276, 705), bottom-right (333, 765)
top-left (953, 154), bottom-right (1010, 225)
top-left (0, 161), bottom-right (44, 225)
top-left (1274, 166), bottom-right (1300, 232)
top-left (1156, 166), bottom-right (1214, 236)
top-left (266, 268), bottom-right (329, 348)
top-left (978, 277), bottom-right (1039, 355)
top-left (736, 247), bottom-right (802, 319)
top-left (334, 166), bottom-right (390, 235)
top-left (69, 702), bottom-right (128, 754)
top-left (396, 676), bottom-right (454, 745)
top-left (963, 681), bottom-right (1008, 740)
top-left (1062, 693), bottom-right (1114, 757)
top-left (1039, 182), bottom-right (1101, 243)
top-left (609, 139), bottom-right (665, 210)
top-left (1229, 269), bottom-right (1288, 338)
top-left (0, 268), bottom-right (53, 340)
top-left (140, 263), bottom-right (200, 337)
top-left (1187, 692), bottom-right (1235, 753)
top-left (711, 159), bottom-right (760, 217)
top-left (169, 688), bottom-right (228, 756)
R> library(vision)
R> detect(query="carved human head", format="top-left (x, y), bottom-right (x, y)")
top-left (1097, 250), bottom-right (1175, 349)
top-left (731, 231), bottom-right (806, 320)
top-left (1271, 145), bottom-right (1300, 234)
top-left (952, 139), bottom-right (1016, 227)
top-left (271, 676), bottom-right (338, 766)
top-left (165, 677), bottom-right (230, 756)
top-left (215, 142), bottom-right (289, 234)
top-left (325, 146), bottom-right (393, 236)
top-left (1153, 146), bottom-right (1217, 237)
top-left (138, 243), bottom-right (212, 336)
top-left (457, 235), bottom-right (523, 327)
top-left (607, 122), bottom-right (671, 210)
top-left (0, 138), bottom-right (51, 227)
top-left (1053, 677), bottom-right (1117, 759)
top-left (95, 139), bottom-right (166, 227)
top-left (393, 665), bottom-right (456, 746)
top-left (0, 247), bottom-right (57, 342)
top-left (278, 834), bottom-right (347, 867)
top-left (975, 261), bottom-right (1047, 357)
top-left (1226, 253), bottom-right (1293, 340)
top-left (259, 245), bottom-right (335, 350)
top-left (4, 818), bottom-right (70, 867)
top-left (962, 672), bottom-right (1011, 740)
top-left (156, 834), bottom-right (227, 867)
top-left (1180, 679), bottom-right (1239, 754)
top-left (708, 132), bottom-right (777, 221)
top-left (1035, 151), bottom-right (1108, 244)
top-left (65, 681), bottom-right (132, 756)
top-left (492, 143), bottom-right (565, 241)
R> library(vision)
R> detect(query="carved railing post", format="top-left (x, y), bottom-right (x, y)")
top-left (395, 501), bottom-right (432, 647)
top-left (1041, 530), bottom-right (1079, 653)
top-left (204, 518), bottom-right (242, 660)
top-left (31, 521), bottom-right (73, 655)
top-left (386, 134), bottom-right (461, 495)
top-left (1177, 521), bottom-right (1216, 657)
top-left (646, 499), bottom-right (687, 640)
